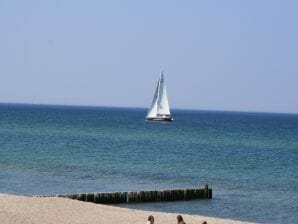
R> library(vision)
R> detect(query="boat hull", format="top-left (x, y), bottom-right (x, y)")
top-left (146, 116), bottom-right (174, 122)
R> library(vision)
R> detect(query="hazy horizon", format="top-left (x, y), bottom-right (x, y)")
top-left (2, 101), bottom-right (298, 115)
top-left (1, 1), bottom-right (297, 113)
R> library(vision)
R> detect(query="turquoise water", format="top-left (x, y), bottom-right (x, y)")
top-left (0, 103), bottom-right (297, 223)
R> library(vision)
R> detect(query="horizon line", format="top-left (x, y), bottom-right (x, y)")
top-left (0, 102), bottom-right (297, 116)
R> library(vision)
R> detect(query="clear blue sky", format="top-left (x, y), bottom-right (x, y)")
top-left (0, 0), bottom-right (297, 113)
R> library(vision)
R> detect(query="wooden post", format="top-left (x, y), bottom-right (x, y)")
top-left (87, 193), bottom-right (94, 202)
top-left (203, 184), bottom-right (208, 199)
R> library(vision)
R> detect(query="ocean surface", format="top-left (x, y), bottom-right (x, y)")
top-left (0, 104), bottom-right (297, 223)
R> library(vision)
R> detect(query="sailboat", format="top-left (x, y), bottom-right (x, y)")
top-left (146, 71), bottom-right (174, 122)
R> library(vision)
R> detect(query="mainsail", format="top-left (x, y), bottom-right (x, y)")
top-left (146, 72), bottom-right (171, 119)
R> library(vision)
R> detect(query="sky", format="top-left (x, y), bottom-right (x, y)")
top-left (0, 0), bottom-right (297, 113)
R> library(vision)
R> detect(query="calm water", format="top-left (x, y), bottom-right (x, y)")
top-left (0, 104), bottom-right (297, 223)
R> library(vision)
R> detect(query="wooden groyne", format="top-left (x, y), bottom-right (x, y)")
top-left (44, 185), bottom-right (212, 204)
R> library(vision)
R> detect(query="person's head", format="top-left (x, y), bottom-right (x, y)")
top-left (148, 215), bottom-right (154, 223)
top-left (177, 215), bottom-right (184, 223)
top-left (202, 221), bottom-right (207, 224)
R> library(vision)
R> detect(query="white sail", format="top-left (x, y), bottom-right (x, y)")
top-left (146, 79), bottom-right (159, 118)
top-left (157, 73), bottom-right (171, 115)
top-left (146, 72), bottom-right (171, 119)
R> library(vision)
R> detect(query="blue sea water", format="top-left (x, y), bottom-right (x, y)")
top-left (0, 103), bottom-right (297, 223)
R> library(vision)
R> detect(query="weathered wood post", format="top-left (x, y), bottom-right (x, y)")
top-left (87, 193), bottom-right (94, 202)
top-left (203, 184), bottom-right (209, 198)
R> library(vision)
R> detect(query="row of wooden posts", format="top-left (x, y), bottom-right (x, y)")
top-left (48, 185), bottom-right (212, 204)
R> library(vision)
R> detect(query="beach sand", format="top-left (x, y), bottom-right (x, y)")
top-left (0, 193), bottom-right (254, 224)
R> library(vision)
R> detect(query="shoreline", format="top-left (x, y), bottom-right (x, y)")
top-left (0, 193), bottom-right (255, 224)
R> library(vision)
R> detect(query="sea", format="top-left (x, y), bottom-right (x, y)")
top-left (0, 103), bottom-right (297, 223)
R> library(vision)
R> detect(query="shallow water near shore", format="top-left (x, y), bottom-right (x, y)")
top-left (0, 103), bottom-right (297, 223)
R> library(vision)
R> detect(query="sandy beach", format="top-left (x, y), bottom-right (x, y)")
top-left (0, 193), bottom-right (254, 224)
